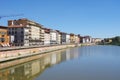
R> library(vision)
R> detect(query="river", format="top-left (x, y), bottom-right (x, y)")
top-left (0, 45), bottom-right (120, 80)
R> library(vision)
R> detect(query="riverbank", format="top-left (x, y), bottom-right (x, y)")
top-left (0, 49), bottom-right (66, 70)
top-left (100, 36), bottom-right (120, 46)
top-left (0, 43), bottom-right (95, 63)
top-left (0, 44), bottom-right (75, 63)
top-left (99, 43), bottom-right (120, 46)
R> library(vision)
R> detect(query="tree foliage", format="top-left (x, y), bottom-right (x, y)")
top-left (111, 36), bottom-right (120, 46)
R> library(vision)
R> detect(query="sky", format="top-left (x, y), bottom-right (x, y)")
top-left (0, 0), bottom-right (120, 38)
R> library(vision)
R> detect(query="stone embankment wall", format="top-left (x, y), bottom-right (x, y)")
top-left (0, 45), bottom-right (75, 62)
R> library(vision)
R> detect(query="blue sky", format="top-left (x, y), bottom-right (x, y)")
top-left (0, 0), bottom-right (120, 38)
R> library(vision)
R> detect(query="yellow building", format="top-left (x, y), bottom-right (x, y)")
top-left (70, 33), bottom-right (75, 43)
top-left (0, 26), bottom-right (9, 47)
top-left (94, 38), bottom-right (102, 43)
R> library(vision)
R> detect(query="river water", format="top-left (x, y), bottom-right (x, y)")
top-left (0, 45), bottom-right (120, 80)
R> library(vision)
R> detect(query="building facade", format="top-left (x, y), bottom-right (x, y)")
top-left (61, 32), bottom-right (66, 44)
top-left (75, 35), bottom-right (79, 44)
top-left (0, 26), bottom-right (9, 47)
top-left (50, 29), bottom-right (57, 45)
top-left (8, 18), bottom-right (43, 46)
top-left (70, 33), bottom-right (75, 43)
top-left (92, 38), bottom-right (102, 43)
top-left (66, 34), bottom-right (70, 44)
top-left (44, 28), bottom-right (50, 45)
top-left (82, 36), bottom-right (92, 43)
top-left (56, 30), bottom-right (61, 45)
top-left (40, 27), bottom-right (45, 45)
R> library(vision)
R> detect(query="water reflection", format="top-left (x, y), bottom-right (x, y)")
top-left (0, 48), bottom-right (79, 80)
top-left (1, 46), bottom-right (120, 80)
top-left (35, 46), bottom-right (120, 80)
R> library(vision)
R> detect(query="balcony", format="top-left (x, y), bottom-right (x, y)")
top-left (24, 37), bottom-right (29, 40)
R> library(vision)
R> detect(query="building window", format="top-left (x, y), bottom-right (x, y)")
top-left (15, 35), bottom-right (17, 38)
top-left (12, 31), bottom-right (14, 35)
top-left (12, 28), bottom-right (14, 30)
top-left (2, 35), bottom-right (4, 37)
top-left (15, 31), bottom-right (17, 34)
top-left (0, 32), bottom-right (6, 35)
top-left (1, 38), bottom-right (5, 42)
top-left (21, 31), bottom-right (23, 34)
top-left (21, 40), bottom-right (23, 42)
top-left (0, 38), bottom-right (1, 42)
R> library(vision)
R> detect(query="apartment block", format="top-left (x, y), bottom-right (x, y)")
top-left (61, 32), bottom-right (66, 44)
top-left (66, 34), bottom-right (70, 44)
top-left (82, 36), bottom-right (92, 43)
top-left (50, 29), bottom-right (57, 45)
top-left (40, 27), bottom-right (45, 45)
top-left (70, 33), bottom-right (75, 43)
top-left (75, 35), bottom-right (79, 43)
top-left (8, 18), bottom-right (43, 46)
top-left (44, 28), bottom-right (50, 45)
top-left (56, 30), bottom-right (61, 45)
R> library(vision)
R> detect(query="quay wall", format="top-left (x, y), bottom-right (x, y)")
top-left (0, 45), bottom-right (75, 62)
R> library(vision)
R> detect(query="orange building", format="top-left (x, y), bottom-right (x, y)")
top-left (0, 26), bottom-right (9, 47)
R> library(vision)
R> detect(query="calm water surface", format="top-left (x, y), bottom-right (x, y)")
top-left (0, 45), bottom-right (120, 80)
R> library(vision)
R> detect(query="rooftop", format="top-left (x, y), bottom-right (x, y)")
top-left (0, 26), bottom-right (8, 29)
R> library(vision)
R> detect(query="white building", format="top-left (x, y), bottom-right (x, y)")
top-left (56, 30), bottom-right (61, 45)
top-left (66, 34), bottom-right (70, 44)
top-left (82, 36), bottom-right (92, 43)
top-left (40, 28), bottom-right (45, 45)
top-left (50, 29), bottom-right (57, 45)
top-left (44, 28), bottom-right (50, 45)
top-left (8, 18), bottom-right (43, 46)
